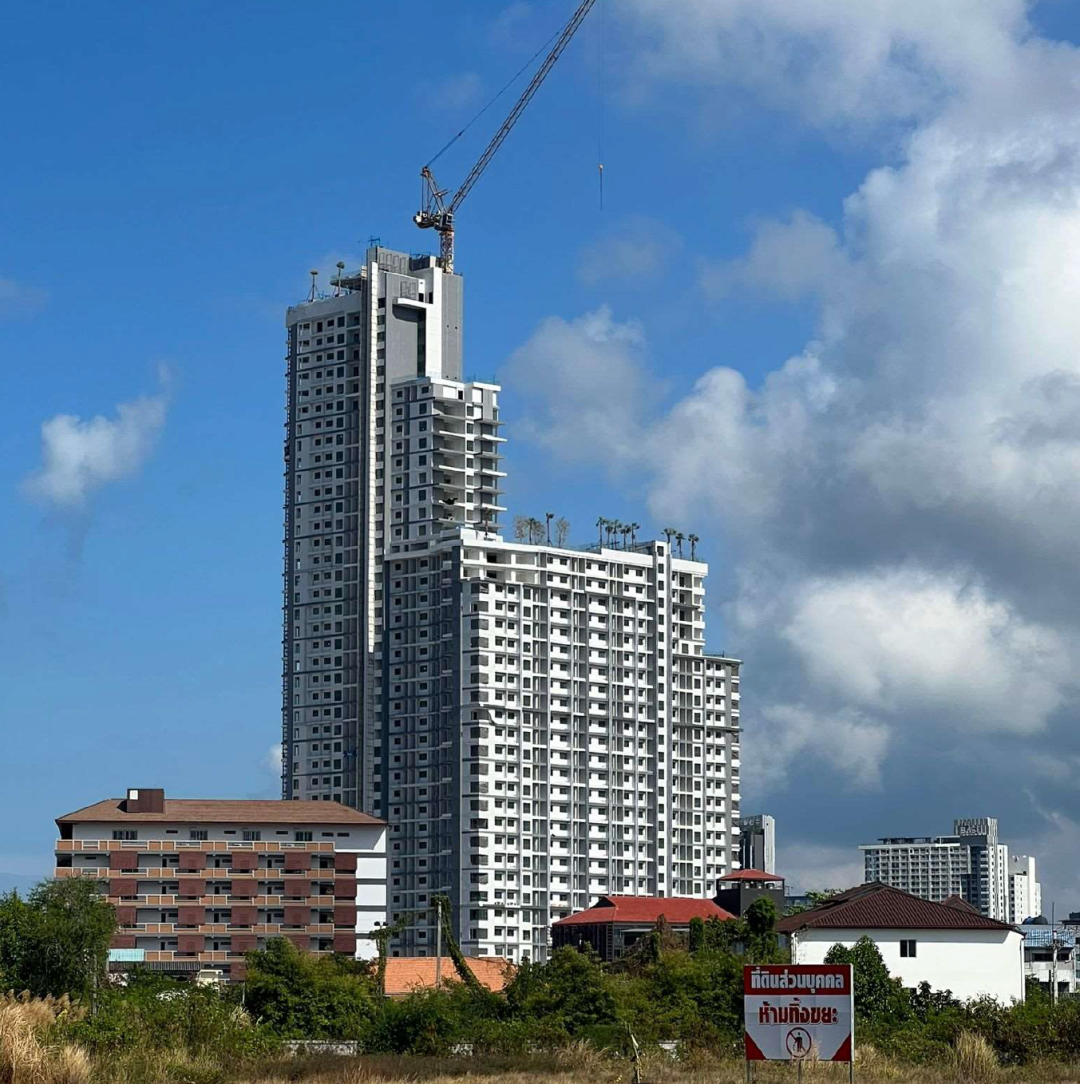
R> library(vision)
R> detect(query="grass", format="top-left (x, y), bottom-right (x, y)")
top-left (3, 997), bottom-right (1080, 1084)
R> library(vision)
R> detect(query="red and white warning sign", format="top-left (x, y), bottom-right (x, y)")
top-left (743, 964), bottom-right (853, 1062)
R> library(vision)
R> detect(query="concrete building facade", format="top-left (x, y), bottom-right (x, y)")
top-left (739, 814), bottom-right (775, 874)
top-left (55, 789), bottom-right (387, 982)
top-left (860, 818), bottom-right (1013, 921)
top-left (1008, 854), bottom-right (1041, 924)
top-left (283, 247), bottom-right (741, 962)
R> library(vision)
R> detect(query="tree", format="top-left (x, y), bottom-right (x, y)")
top-left (596, 516), bottom-right (606, 546)
top-left (688, 917), bottom-right (706, 955)
top-left (545, 512), bottom-right (554, 544)
top-left (0, 878), bottom-right (116, 999)
top-left (688, 533), bottom-right (699, 559)
top-left (826, 937), bottom-right (903, 1021)
top-left (743, 897), bottom-right (780, 963)
top-left (555, 517), bottom-right (570, 546)
top-left (244, 937), bottom-right (378, 1039)
top-left (513, 515), bottom-right (529, 542)
top-left (505, 946), bottom-right (618, 1032)
top-left (675, 531), bottom-right (685, 557)
top-left (629, 522), bottom-right (640, 547)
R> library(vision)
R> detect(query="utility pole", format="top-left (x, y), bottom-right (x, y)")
top-left (435, 896), bottom-right (443, 988)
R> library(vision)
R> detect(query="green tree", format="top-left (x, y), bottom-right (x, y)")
top-left (505, 946), bottom-right (618, 1033)
top-left (0, 878), bottom-right (116, 999)
top-left (244, 937), bottom-right (378, 1039)
top-left (826, 937), bottom-right (907, 1022)
top-left (688, 917), bottom-right (705, 955)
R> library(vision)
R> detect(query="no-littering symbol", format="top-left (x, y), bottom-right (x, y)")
top-left (786, 1028), bottom-right (812, 1059)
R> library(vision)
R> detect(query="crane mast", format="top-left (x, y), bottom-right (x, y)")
top-left (414, 0), bottom-right (599, 272)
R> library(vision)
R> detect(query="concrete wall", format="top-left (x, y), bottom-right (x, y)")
top-left (792, 927), bottom-right (1024, 1004)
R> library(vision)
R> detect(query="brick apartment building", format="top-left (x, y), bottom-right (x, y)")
top-left (55, 788), bottom-right (387, 981)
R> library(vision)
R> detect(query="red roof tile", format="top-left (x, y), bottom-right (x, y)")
top-left (776, 883), bottom-right (1017, 934)
top-left (383, 957), bottom-right (513, 997)
top-left (554, 895), bottom-right (736, 926)
top-left (56, 798), bottom-right (385, 827)
top-left (720, 869), bottom-right (784, 882)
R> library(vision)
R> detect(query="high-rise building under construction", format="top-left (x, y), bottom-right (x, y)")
top-left (283, 245), bottom-right (741, 961)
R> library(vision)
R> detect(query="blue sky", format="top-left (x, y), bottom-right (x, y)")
top-left (5, 1), bottom-right (1080, 908)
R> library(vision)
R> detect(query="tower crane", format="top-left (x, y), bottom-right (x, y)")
top-left (414, 0), bottom-right (599, 272)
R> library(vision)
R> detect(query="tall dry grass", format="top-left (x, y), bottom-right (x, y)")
top-left (0, 994), bottom-right (89, 1084)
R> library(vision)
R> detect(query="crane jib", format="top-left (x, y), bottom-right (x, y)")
top-left (414, 0), bottom-right (599, 272)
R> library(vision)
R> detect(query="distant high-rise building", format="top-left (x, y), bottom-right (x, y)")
top-left (739, 814), bottom-right (775, 874)
top-left (1008, 854), bottom-right (1041, 923)
top-left (282, 246), bottom-right (742, 960)
top-left (860, 817), bottom-right (1017, 921)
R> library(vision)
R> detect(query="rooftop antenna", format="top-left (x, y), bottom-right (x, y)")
top-left (333, 261), bottom-right (345, 297)
top-left (307, 269), bottom-right (319, 303)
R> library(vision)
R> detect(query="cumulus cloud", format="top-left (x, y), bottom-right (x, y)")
top-left (263, 743), bottom-right (283, 776)
top-left (0, 278), bottom-right (47, 319)
top-left (577, 217), bottom-right (684, 287)
top-left (24, 370), bottom-right (170, 509)
top-left (501, 306), bottom-right (651, 462)
top-left (431, 72), bottom-right (483, 111)
top-left (618, 0), bottom-right (1029, 128)
top-left (508, 0), bottom-right (1080, 901)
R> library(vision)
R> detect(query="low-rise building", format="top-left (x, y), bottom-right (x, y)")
top-left (1019, 919), bottom-right (1077, 999)
top-left (777, 882), bottom-right (1024, 1004)
top-left (714, 868), bottom-right (785, 918)
top-left (551, 894), bottom-right (735, 961)
top-left (55, 788), bottom-right (387, 981)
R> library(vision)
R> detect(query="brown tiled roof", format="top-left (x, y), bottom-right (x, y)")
top-left (383, 956), bottom-right (513, 997)
top-left (776, 883), bottom-right (1017, 934)
top-left (554, 895), bottom-right (736, 926)
top-left (943, 894), bottom-right (980, 914)
top-left (719, 869), bottom-right (784, 882)
top-left (55, 798), bottom-right (385, 827)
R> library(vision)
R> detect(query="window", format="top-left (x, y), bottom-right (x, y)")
top-left (900, 939), bottom-right (917, 957)
top-left (189, 829), bottom-right (208, 841)
top-left (294, 831), bottom-right (313, 842)
top-left (242, 830), bottom-right (261, 842)
top-left (112, 830), bottom-right (137, 841)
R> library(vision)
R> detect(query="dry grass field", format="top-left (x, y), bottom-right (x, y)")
top-left (5, 994), bottom-right (1080, 1084)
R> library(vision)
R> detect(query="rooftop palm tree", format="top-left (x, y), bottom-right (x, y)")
top-left (545, 511), bottom-right (554, 544)
top-left (596, 516), bottom-right (606, 547)
top-left (630, 522), bottom-right (640, 547)
top-left (675, 531), bottom-right (685, 557)
top-left (688, 533), bottom-right (699, 560)
top-left (663, 528), bottom-right (676, 550)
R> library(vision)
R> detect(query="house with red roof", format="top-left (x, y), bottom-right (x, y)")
top-left (777, 882), bottom-right (1024, 1004)
top-left (551, 895), bottom-right (737, 961)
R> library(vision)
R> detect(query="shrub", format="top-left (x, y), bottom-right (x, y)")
top-left (954, 1030), bottom-right (1000, 1082)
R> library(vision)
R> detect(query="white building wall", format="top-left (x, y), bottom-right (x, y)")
top-left (792, 927), bottom-right (1024, 1004)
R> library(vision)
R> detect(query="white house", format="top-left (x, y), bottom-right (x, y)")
top-left (777, 883), bottom-right (1024, 1004)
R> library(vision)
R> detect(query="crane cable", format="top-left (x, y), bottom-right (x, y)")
top-left (424, 14), bottom-right (575, 172)
top-left (597, 0), bottom-right (605, 210)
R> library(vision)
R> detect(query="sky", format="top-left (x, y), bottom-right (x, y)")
top-left (3, 0), bottom-right (1080, 913)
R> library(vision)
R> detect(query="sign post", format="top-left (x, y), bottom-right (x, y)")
top-left (743, 964), bottom-right (854, 1081)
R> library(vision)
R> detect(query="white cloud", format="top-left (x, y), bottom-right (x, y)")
top-left (501, 306), bottom-right (651, 463)
top-left (577, 217), bottom-right (683, 286)
top-left (432, 72), bottom-right (483, 112)
top-left (24, 370), bottom-right (170, 509)
top-left (263, 743), bottom-right (283, 776)
top-left (777, 842), bottom-right (867, 897)
top-left (507, 5), bottom-right (1080, 829)
top-left (618, 0), bottom-right (1029, 128)
top-left (783, 569), bottom-right (1072, 735)
top-left (0, 277), bottom-right (47, 319)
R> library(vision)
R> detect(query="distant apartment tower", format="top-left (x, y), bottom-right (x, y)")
top-left (55, 788), bottom-right (387, 982)
top-left (739, 814), bottom-right (775, 874)
top-left (1008, 854), bottom-right (1041, 923)
top-left (283, 246), bottom-right (742, 961)
top-left (860, 818), bottom-right (1011, 921)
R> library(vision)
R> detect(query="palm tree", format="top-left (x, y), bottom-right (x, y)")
top-left (596, 516), bottom-right (606, 547)
top-left (545, 511), bottom-right (554, 544)
top-left (663, 528), bottom-right (676, 550)
top-left (675, 531), bottom-right (685, 557)
top-left (688, 533), bottom-right (699, 560)
top-left (621, 523), bottom-right (631, 548)
top-left (630, 522), bottom-right (640, 548)
top-left (605, 521), bottom-right (616, 547)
